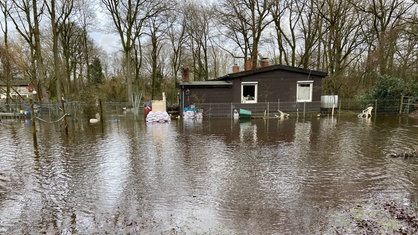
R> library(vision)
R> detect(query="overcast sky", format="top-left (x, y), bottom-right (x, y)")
top-left (91, 7), bottom-right (121, 54)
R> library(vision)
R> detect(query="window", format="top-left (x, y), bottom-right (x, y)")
top-left (241, 82), bottom-right (258, 103)
top-left (296, 81), bottom-right (313, 102)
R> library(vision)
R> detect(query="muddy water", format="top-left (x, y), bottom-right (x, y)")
top-left (0, 115), bottom-right (417, 234)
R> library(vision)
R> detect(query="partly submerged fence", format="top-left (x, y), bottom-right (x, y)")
top-left (0, 96), bottom-right (416, 120)
top-left (196, 97), bottom-right (417, 118)
top-left (339, 96), bottom-right (416, 114)
top-left (0, 101), bottom-right (131, 121)
top-left (195, 101), bottom-right (321, 118)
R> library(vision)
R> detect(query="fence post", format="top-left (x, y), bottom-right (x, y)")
top-left (99, 99), bottom-right (104, 125)
top-left (29, 93), bottom-right (37, 147)
top-left (407, 97), bottom-right (410, 114)
top-left (61, 98), bottom-right (68, 135)
top-left (267, 102), bottom-right (269, 118)
top-left (339, 99), bottom-right (342, 116)
top-left (374, 99), bottom-right (377, 117)
top-left (399, 95), bottom-right (403, 114)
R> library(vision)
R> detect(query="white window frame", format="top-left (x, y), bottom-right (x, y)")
top-left (296, 81), bottom-right (313, 102)
top-left (241, 82), bottom-right (258, 103)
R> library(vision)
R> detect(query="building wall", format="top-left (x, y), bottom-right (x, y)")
top-left (182, 70), bottom-right (323, 104)
top-left (185, 86), bottom-right (232, 107)
top-left (0, 85), bottom-right (30, 100)
top-left (231, 69), bottom-right (323, 103)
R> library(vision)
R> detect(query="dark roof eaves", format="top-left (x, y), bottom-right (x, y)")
top-left (217, 64), bottom-right (327, 80)
top-left (179, 81), bottom-right (232, 87)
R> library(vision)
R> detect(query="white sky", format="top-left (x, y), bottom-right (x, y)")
top-left (91, 5), bottom-right (122, 54)
top-left (91, 30), bottom-right (121, 54)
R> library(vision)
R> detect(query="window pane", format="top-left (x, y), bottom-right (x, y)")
top-left (241, 83), bottom-right (258, 103)
top-left (297, 83), bottom-right (311, 101)
top-left (243, 85), bottom-right (255, 100)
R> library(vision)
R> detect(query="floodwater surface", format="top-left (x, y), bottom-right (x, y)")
top-left (0, 115), bottom-right (417, 234)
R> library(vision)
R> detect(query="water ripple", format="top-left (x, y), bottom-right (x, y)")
top-left (0, 116), bottom-right (417, 234)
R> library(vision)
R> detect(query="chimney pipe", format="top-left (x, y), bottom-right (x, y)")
top-left (245, 59), bottom-right (252, 71)
top-left (232, 64), bottom-right (240, 73)
top-left (182, 67), bottom-right (190, 82)
top-left (260, 58), bottom-right (269, 68)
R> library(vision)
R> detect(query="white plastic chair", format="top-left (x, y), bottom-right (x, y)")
top-left (358, 106), bottom-right (373, 118)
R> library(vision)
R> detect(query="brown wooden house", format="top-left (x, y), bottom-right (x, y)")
top-left (179, 63), bottom-right (327, 117)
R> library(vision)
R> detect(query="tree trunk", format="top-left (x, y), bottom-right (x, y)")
top-left (125, 49), bottom-right (133, 105)
top-left (2, 2), bottom-right (11, 104)
top-left (33, 0), bottom-right (45, 102)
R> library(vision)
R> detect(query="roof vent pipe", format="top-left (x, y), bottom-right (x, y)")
top-left (232, 64), bottom-right (240, 73)
top-left (260, 58), bottom-right (269, 67)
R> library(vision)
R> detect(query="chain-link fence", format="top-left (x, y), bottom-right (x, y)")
top-left (194, 96), bottom-right (416, 118)
top-left (1, 96), bottom-right (416, 120)
top-left (0, 101), bottom-right (131, 121)
top-left (339, 96), bottom-right (416, 114)
top-left (195, 101), bottom-right (321, 118)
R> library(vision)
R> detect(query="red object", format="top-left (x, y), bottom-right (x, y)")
top-left (144, 105), bottom-right (152, 118)
top-left (28, 82), bottom-right (35, 92)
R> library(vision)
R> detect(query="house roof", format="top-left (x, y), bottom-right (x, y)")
top-left (217, 64), bottom-right (327, 80)
top-left (0, 78), bottom-right (31, 86)
top-left (179, 80), bottom-right (232, 87)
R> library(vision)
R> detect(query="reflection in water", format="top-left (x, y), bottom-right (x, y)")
top-left (95, 128), bottom-right (130, 210)
top-left (239, 121), bottom-right (257, 144)
top-left (0, 115), bottom-right (417, 234)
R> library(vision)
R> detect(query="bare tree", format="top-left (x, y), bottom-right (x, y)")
top-left (183, 1), bottom-right (217, 81)
top-left (395, 13), bottom-right (418, 79)
top-left (0, 0), bottom-right (12, 104)
top-left (60, 21), bottom-right (84, 96)
top-left (7, 0), bottom-right (47, 101)
top-left (315, 0), bottom-right (365, 76)
top-left (355, 0), bottom-right (415, 76)
top-left (217, 0), bottom-right (274, 69)
top-left (143, 8), bottom-right (170, 99)
top-left (101, 0), bottom-right (166, 105)
top-left (297, 0), bottom-right (323, 70)
top-left (59, 0), bottom-right (97, 97)
top-left (45, 0), bottom-right (74, 102)
top-left (302, 0), bottom-right (368, 96)
top-left (76, 0), bottom-right (97, 93)
top-left (270, 0), bottom-right (324, 69)
top-left (166, 7), bottom-right (187, 103)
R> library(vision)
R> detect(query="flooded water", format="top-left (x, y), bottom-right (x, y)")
top-left (0, 114), bottom-right (417, 234)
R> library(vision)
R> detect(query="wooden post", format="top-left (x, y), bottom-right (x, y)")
top-left (61, 98), bottom-right (68, 135)
top-left (399, 95), bottom-right (403, 114)
top-left (29, 94), bottom-right (37, 147)
top-left (267, 102), bottom-right (269, 119)
top-left (339, 99), bottom-right (341, 116)
top-left (99, 99), bottom-right (104, 125)
top-left (407, 97), bottom-right (410, 114)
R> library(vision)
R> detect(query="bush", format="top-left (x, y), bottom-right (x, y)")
top-left (358, 75), bottom-right (406, 112)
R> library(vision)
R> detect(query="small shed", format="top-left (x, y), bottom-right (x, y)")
top-left (179, 63), bottom-right (327, 117)
top-left (0, 80), bottom-right (32, 101)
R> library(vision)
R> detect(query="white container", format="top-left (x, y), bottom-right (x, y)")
top-left (321, 95), bottom-right (338, 108)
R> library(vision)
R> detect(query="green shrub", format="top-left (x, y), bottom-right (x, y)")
top-left (358, 75), bottom-right (407, 112)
